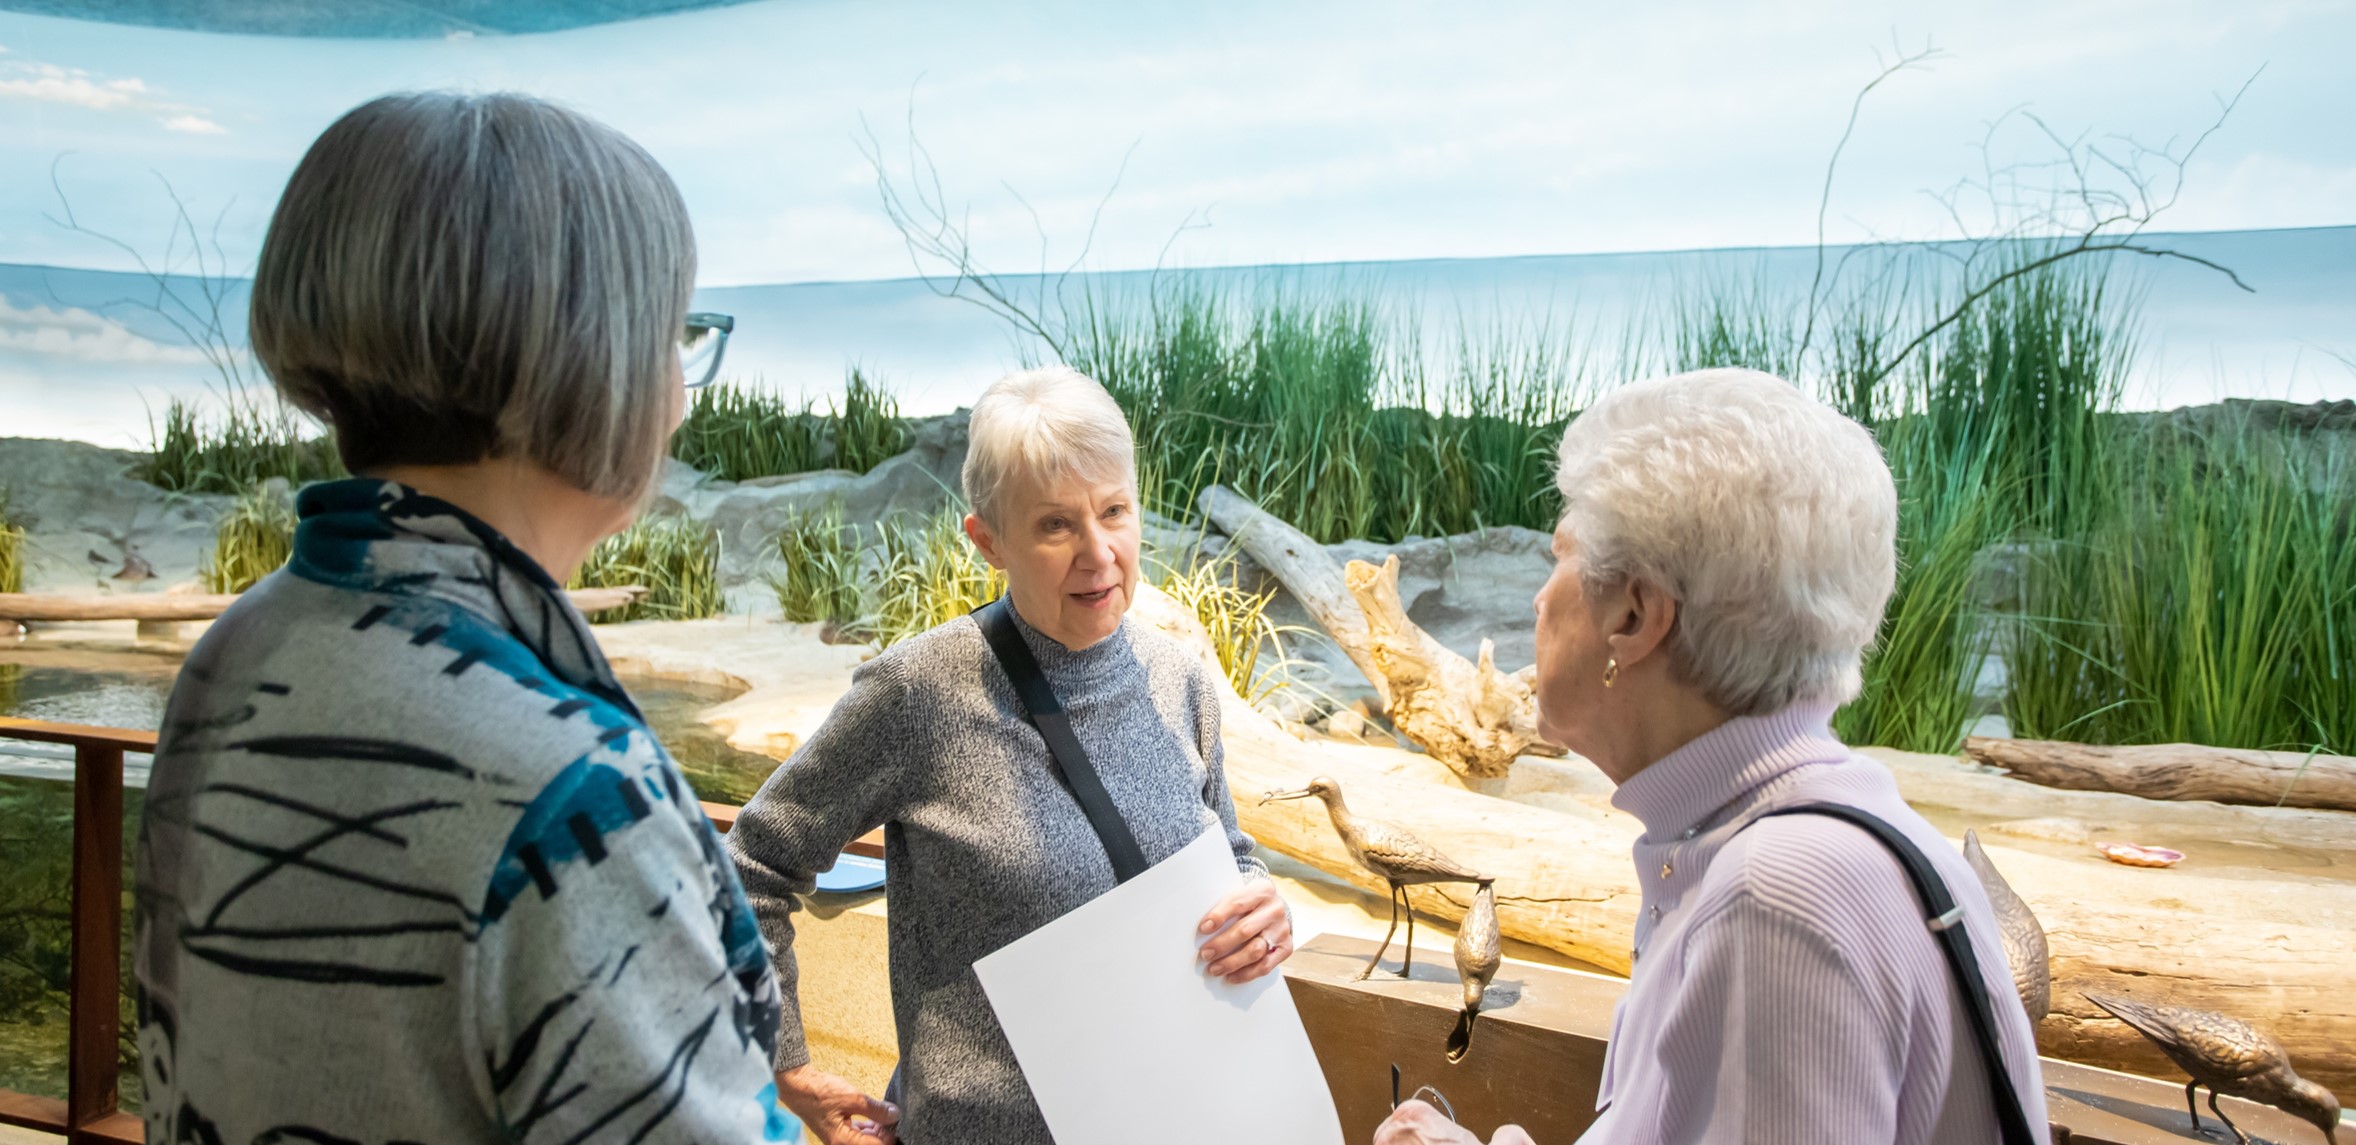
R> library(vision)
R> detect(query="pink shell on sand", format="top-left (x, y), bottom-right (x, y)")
top-left (2096, 841), bottom-right (2185, 868)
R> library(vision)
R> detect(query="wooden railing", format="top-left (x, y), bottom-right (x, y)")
top-left (0, 717), bottom-right (148, 1143)
top-left (0, 715), bottom-right (881, 1142)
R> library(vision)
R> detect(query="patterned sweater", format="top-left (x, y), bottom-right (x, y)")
top-left (133, 479), bottom-right (799, 1143)
top-left (726, 602), bottom-right (1266, 1145)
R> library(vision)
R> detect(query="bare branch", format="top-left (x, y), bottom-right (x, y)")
top-left (1845, 66), bottom-right (2263, 386)
top-left (861, 90), bottom-right (1151, 364)
top-left (1797, 34), bottom-right (1940, 366)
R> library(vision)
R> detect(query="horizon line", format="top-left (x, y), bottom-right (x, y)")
top-left (5, 221), bottom-right (2347, 293)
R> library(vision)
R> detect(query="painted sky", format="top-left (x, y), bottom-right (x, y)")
top-left (2, 0), bottom-right (2352, 445)
top-left (0, 0), bottom-right (2349, 285)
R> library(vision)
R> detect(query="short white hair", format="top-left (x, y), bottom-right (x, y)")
top-left (962, 366), bottom-right (1137, 526)
top-left (1553, 368), bottom-right (1897, 715)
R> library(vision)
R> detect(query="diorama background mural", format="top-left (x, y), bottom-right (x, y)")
top-left (2, 0), bottom-right (2353, 1128)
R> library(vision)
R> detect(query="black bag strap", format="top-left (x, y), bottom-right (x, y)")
top-left (975, 597), bottom-right (1152, 883)
top-left (1753, 803), bottom-right (2040, 1145)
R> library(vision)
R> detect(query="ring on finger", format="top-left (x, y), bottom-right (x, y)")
top-left (1261, 934), bottom-right (1276, 956)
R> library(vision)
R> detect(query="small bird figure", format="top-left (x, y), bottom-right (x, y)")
top-left (1262, 775), bottom-right (1488, 981)
top-left (2085, 992), bottom-right (2341, 1145)
top-left (110, 552), bottom-right (154, 582)
top-left (1445, 879), bottom-right (1499, 1063)
top-left (1963, 829), bottom-right (2050, 1020)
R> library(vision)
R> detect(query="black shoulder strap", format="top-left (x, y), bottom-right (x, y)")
top-left (1753, 803), bottom-right (2040, 1145)
top-left (975, 597), bottom-right (1152, 883)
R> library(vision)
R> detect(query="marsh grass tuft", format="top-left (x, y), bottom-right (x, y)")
top-left (671, 371), bottom-right (908, 482)
top-left (862, 506), bottom-right (1005, 648)
top-left (768, 506), bottom-right (867, 625)
top-left (571, 517), bottom-right (726, 623)
top-left (198, 486), bottom-right (297, 594)
top-left (672, 382), bottom-right (823, 481)
top-left (0, 488), bottom-right (24, 595)
top-left (1151, 554), bottom-right (1305, 706)
top-left (1072, 285), bottom-right (1579, 545)
top-left (830, 368), bottom-right (907, 474)
top-left (138, 391), bottom-right (342, 495)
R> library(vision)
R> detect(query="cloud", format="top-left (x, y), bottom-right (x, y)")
top-left (0, 62), bottom-right (148, 109)
top-left (0, 295), bottom-right (219, 367)
top-left (0, 57), bottom-right (226, 135)
top-left (160, 113), bottom-right (226, 135)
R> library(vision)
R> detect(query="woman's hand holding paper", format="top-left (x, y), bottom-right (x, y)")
top-left (1196, 878), bottom-right (1294, 984)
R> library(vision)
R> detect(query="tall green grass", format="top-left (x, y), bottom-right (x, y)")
top-left (1831, 264), bottom-right (2131, 752)
top-left (671, 383), bottom-right (824, 480)
top-left (1657, 276), bottom-right (1803, 381)
top-left (138, 392), bottom-right (342, 495)
top-left (1069, 286), bottom-right (1579, 545)
top-left (671, 371), bottom-right (907, 482)
top-left (1833, 414), bottom-right (2009, 753)
top-left (570, 517), bottom-right (726, 623)
top-left (2007, 428), bottom-right (2356, 754)
top-left (198, 486), bottom-right (297, 594)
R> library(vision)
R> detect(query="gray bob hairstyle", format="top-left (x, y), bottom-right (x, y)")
top-left (1553, 368), bottom-right (1898, 716)
top-left (250, 91), bottom-right (694, 501)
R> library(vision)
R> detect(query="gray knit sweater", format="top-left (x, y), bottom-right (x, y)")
top-left (725, 602), bottom-right (1266, 1145)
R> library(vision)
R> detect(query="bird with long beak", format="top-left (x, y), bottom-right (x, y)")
top-left (1963, 829), bottom-right (2050, 1021)
top-left (1261, 775), bottom-right (1489, 981)
top-left (1445, 879), bottom-right (1500, 1064)
top-left (2085, 992), bottom-right (2341, 1145)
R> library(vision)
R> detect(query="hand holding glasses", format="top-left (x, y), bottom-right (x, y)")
top-left (681, 311), bottom-right (734, 390)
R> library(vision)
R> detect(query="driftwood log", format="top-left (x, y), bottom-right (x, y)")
top-left (1344, 555), bottom-right (1553, 782)
top-left (1965, 737), bottom-right (2356, 814)
top-left (1198, 484), bottom-right (1389, 708)
top-left (1198, 484), bottom-right (1558, 782)
top-left (0, 586), bottom-right (649, 623)
top-left (1118, 587), bottom-right (2356, 1096)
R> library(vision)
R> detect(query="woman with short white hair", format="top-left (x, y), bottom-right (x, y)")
top-left (729, 366), bottom-right (1294, 1145)
top-left (1378, 368), bottom-right (2047, 1144)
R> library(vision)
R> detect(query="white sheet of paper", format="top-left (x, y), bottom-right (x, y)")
top-left (974, 829), bottom-right (1345, 1145)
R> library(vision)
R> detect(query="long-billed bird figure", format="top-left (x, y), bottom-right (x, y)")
top-left (2085, 992), bottom-right (2341, 1145)
top-left (1445, 879), bottom-right (1499, 1063)
top-left (1262, 775), bottom-right (1489, 980)
top-left (1963, 829), bottom-right (2050, 1020)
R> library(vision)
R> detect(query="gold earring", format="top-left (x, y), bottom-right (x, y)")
top-left (1602, 657), bottom-right (1619, 688)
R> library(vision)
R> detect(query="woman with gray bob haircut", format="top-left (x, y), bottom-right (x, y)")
top-left (134, 92), bottom-right (797, 1143)
top-left (728, 366), bottom-right (1294, 1145)
top-left (1378, 369), bottom-right (2047, 1145)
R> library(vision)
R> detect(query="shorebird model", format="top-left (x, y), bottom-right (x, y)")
top-left (1963, 829), bottom-right (2050, 1020)
top-left (1445, 879), bottom-right (1500, 1063)
top-left (1262, 775), bottom-right (1489, 981)
top-left (2085, 992), bottom-right (2341, 1145)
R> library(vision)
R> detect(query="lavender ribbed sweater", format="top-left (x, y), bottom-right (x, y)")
top-left (1578, 703), bottom-right (2048, 1144)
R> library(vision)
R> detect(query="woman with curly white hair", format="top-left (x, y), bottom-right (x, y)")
top-left (1378, 369), bottom-right (2047, 1145)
